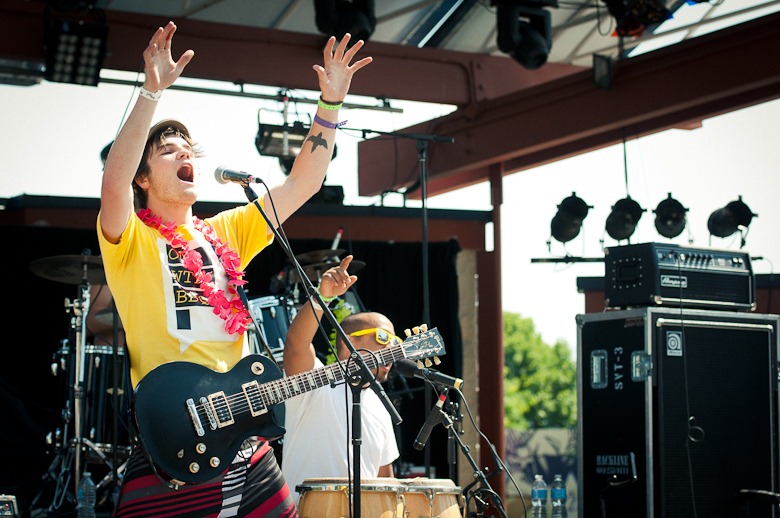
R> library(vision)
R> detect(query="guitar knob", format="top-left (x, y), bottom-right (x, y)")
top-left (433, 356), bottom-right (441, 365)
top-left (210, 457), bottom-right (221, 468)
top-left (424, 358), bottom-right (432, 367)
top-left (420, 324), bottom-right (428, 332)
top-left (404, 328), bottom-right (412, 337)
top-left (189, 462), bottom-right (200, 474)
top-left (196, 443), bottom-right (207, 454)
top-left (413, 326), bottom-right (421, 335)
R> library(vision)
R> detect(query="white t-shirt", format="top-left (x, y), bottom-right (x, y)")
top-left (282, 358), bottom-right (400, 504)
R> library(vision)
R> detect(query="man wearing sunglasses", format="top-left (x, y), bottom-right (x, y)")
top-left (281, 256), bottom-right (401, 505)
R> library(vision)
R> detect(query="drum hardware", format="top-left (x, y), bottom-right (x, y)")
top-left (30, 252), bottom-right (129, 515)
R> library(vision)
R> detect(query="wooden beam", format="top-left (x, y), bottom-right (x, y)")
top-left (0, 0), bottom-right (582, 106)
top-left (357, 12), bottom-right (780, 197)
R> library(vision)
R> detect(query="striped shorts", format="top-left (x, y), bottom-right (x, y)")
top-left (114, 440), bottom-right (298, 517)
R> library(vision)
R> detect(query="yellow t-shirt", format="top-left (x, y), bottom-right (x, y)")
top-left (97, 204), bottom-right (271, 388)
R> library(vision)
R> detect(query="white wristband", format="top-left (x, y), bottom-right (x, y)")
top-left (139, 87), bottom-right (162, 101)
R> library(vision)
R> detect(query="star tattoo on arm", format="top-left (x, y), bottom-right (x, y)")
top-left (307, 132), bottom-right (329, 153)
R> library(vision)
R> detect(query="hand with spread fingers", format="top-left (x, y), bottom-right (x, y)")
top-left (314, 34), bottom-right (373, 104)
top-left (142, 21), bottom-right (194, 93)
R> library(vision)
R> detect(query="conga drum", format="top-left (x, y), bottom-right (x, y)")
top-left (401, 478), bottom-right (464, 518)
top-left (297, 477), bottom-right (404, 518)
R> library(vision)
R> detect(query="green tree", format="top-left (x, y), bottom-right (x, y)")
top-left (503, 311), bottom-right (577, 429)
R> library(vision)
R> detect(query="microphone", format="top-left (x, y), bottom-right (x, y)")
top-left (214, 166), bottom-right (262, 185)
top-left (414, 389), bottom-right (448, 450)
top-left (395, 359), bottom-right (464, 390)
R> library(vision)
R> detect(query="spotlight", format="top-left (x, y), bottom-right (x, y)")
top-left (495, 2), bottom-right (556, 70)
top-left (551, 192), bottom-right (592, 243)
top-left (707, 196), bottom-right (757, 239)
top-left (255, 121), bottom-right (338, 175)
top-left (44, 16), bottom-right (108, 86)
top-left (314, 0), bottom-right (376, 43)
top-left (605, 196), bottom-right (645, 241)
top-left (653, 193), bottom-right (688, 238)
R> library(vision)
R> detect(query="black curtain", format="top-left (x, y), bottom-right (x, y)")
top-left (0, 224), bottom-right (463, 515)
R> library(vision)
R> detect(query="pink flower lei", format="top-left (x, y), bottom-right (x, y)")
top-left (137, 208), bottom-right (251, 335)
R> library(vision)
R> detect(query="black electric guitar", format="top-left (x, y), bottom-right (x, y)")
top-left (132, 327), bottom-right (446, 486)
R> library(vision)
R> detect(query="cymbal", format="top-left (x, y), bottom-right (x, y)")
top-left (93, 306), bottom-right (123, 329)
top-left (290, 260), bottom-right (366, 284)
top-left (30, 255), bottom-right (105, 285)
top-left (294, 249), bottom-right (345, 265)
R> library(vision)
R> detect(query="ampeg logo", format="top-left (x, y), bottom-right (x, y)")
top-left (666, 331), bottom-right (683, 357)
top-left (660, 275), bottom-right (687, 288)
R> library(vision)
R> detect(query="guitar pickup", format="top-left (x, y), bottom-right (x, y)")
top-left (241, 381), bottom-right (268, 417)
top-left (206, 391), bottom-right (234, 428)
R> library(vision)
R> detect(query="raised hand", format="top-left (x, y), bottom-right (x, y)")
top-left (318, 255), bottom-right (358, 299)
top-left (142, 21), bottom-right (194, 92)
top-left (313, 34), bottom-right (373, 103)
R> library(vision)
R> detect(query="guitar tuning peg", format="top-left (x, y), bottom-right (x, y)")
top-left (420, 324), bottom-right (428, 332)
top-left (413, 326), bottom-right (421, 335)
top-left (433, 356), bottom-right (441, 365)
top-left (424, 358), bottom-right (432, 367)
top-left (404, 328), bottom-right (412, 337)
top-left (416, 360), bottom-right (424, 368)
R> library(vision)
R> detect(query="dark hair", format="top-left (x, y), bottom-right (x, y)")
top-left (132, 124), bottom-right (204, 209)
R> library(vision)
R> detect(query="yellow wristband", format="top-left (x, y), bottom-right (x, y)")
top-left (318, 96), bottom-right (342, 110)
top-left (316, 285), bottom-right (337, 303)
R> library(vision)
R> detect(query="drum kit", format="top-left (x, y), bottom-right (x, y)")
top-left (29, 252), bottom-right (129, 513)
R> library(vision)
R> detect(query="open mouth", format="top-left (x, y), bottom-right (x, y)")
top-left (177, 164), bottom-right (194, 183)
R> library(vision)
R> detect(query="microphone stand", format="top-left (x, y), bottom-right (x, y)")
top-left (349, 125), bottom-right (454, 477)
top-left (240, 183), bottom-right (402, 518)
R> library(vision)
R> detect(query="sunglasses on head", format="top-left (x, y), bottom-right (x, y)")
top-left (349, 327), bottom-right (403, 347)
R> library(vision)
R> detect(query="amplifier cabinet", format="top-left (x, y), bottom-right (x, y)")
top-left (577, 308), bottom-right (779, 518)
top-left (604, 242), bottom-right (755, 311)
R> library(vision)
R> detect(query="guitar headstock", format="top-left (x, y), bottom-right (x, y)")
top-left (401, 324), bottom-right (446, 366)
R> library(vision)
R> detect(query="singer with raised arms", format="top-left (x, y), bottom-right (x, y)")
top-left (96, 21), bottom-right (371, 517)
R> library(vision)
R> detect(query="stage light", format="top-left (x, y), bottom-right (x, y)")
top-left (314, 0), bottom-right (376, 43)
top-left (605, 196), bottom-right (645, 241)
top-left (707, 196), bottom-right (757, 240)
top-left (44, 16), bottom-right (108, 86)
top-left (550, 192), bottom-right (592, 243)
top-left (495, 2), bottom-right (555, 70)
top-left (255, 121), bottom-right (338, 175)
top-left (653, 193), bottom-right (687, 238)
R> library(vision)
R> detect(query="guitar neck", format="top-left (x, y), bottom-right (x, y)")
top-left (262, 344), bottom-right (406, 405)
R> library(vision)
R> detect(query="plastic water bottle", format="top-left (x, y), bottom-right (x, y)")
top-left (531, 474), bottom-right (548, 517)
top-left (551, 473), bottom-right (567, 517)
top-left (77, 471), bottom-right (97, 518)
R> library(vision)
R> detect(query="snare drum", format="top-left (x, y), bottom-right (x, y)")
top-left (401, 478), bottom-right (464, 518)
top-left (297, 477), bottom-right (405, 518)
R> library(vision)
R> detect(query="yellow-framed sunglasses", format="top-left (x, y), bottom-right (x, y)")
top-left (349, 327), bottom-right (403, 347)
